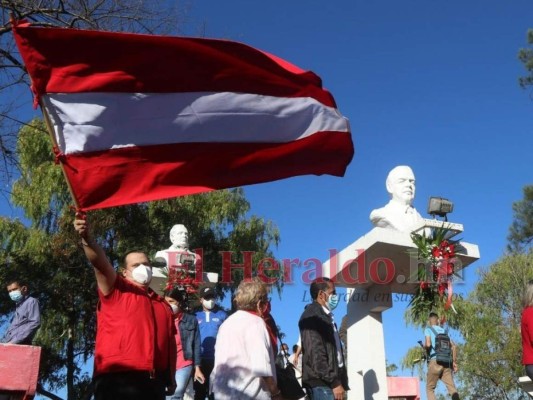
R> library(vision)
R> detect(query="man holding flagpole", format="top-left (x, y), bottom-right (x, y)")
top-left (74, 215), bottom-right (177, 400)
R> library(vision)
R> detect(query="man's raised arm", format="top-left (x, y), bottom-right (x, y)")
top-left (73, 215), bottom-right (116, 295)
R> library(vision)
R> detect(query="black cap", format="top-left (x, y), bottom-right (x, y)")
top-left (200, 286), bottom-right (216, 299)
top-left (167, 287), bottom-right (186, 303)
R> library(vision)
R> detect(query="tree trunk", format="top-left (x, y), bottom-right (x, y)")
top-left (37, 383), bottom-right (63, 400)
top-left (66, 327), bottom-right (74, 400)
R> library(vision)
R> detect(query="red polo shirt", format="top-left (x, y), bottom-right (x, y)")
top-left (94, 275), bottom-right (176, 377)
top-left (522, 306), bottom-right (533, 364)
top-left (174, 313), bottom-right (193, 370)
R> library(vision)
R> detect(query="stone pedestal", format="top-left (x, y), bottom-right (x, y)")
top-left (323, 225), bottom-right (479, 294)
top-left (346, 286), bottom-right (392, 400)
top-left (323, 222), bottom-right (480, 400)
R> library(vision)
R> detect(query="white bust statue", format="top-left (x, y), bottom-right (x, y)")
top-left (155, 224), bottom-right (199, 269)
top-left (369, 165), bottom-right (424, 232)
top-left (168, 224), bottom-right (189, 250)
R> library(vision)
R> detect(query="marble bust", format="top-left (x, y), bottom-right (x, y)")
top-left (369, 165), bottom-right (424, 232)
top-left (155, 224), bottom-right (199, 270)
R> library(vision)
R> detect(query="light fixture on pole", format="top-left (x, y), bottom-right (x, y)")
top-left (427, 197), bottom-right (454, 221)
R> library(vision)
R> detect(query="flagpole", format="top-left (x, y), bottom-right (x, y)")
top-left (41, 105), bottom-right (82, 211)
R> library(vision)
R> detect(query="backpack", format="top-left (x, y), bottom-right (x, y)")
top-left (429, 326), bottom-right (453, 367)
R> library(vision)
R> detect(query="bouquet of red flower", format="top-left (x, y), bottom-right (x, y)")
top-left (164, 266), bottom-right (199, 295)
top-left (408, 225), bottom-right (460, 322)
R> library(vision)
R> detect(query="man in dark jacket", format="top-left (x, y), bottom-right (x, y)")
top-left (299, 278), bottom-right (348, 400)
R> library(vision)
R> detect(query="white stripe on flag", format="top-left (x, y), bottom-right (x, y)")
top-left (42, 92), bottom-right (350, 155)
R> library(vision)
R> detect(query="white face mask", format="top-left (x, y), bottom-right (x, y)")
top-left (131, 264), bottom-right (152, 285)
top-left (203, 299), bottom-right (215, 310)
top-left (170, 304), bottom-right (179, 314)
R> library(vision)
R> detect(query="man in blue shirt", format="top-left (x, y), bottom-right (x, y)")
top-left (194, 286), bottom-right (226, 400)
top-left (3, 279), bottom-right (41, 345)
top-left (424, 312), bottom-right (459, 400)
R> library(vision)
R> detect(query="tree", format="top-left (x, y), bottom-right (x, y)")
top-left (518, 29), bottom-right (533, 89)
top-left (385, 360), bottom-right (398, 377)
top-left (508, 185), bottom-right (533, 253)
top-left (0, 0), bottom-right (183, 189)
top-left (400, 344), bottom-right (427, 378)
top-left (0, 118), bottom-right (280, 399)
top-left (449, 252), bottom-right (532, 400)
top-left (402, 252), bottom-right (532, 399)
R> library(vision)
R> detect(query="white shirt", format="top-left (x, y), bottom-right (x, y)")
top-left (322, 306), bottom-right (344, 368)
top-left (210, 310), bottom-right (276, 400)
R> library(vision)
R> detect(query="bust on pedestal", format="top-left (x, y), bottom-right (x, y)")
top-left (155, 224), bottom-right (199, 270)
top-left (321, 165), bottom-right (480, 400)
top-left (151, 224), bottom-right (200, 295)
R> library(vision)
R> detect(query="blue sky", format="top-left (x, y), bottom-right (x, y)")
top-left (183, 0), bottom-right (532, 398)
top-left (2, 1), bottom-right (532, 399)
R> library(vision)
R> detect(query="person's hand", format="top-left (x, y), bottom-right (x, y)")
top-left (165, 383), bottom-right (177, 396)
top-left (73, 213), bottom-right (89, 240)
top-left (332, 384), bottom-right (345, 400)
top-left (453, 361), bottom-right (458, 372)
top-left (194, 367), bottom-right (205, 384)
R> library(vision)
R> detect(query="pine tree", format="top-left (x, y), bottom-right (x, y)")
top-left (0, 118), bottom-right (280, 399)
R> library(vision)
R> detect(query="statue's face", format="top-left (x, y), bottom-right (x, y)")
top-left (387, 167), bottom-right (415, 205)
top-left (170, 225), bottom-right (189, 248)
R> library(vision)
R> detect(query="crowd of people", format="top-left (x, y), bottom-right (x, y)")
top-left (68, 214), bottom-right (353, 400)
top-left (1, 215), bottom-right (532, 400)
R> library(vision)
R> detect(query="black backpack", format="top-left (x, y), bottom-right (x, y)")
top-left (429, 326), bottom-right (453, 367)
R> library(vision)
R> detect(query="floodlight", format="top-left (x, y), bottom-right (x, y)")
top-left (427, 197), bottom-right (454, 220)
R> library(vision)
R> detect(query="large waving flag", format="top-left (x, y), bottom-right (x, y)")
top-left (13, 21), bottom-right (353, 211)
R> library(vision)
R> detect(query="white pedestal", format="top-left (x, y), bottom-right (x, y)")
top-left (323, 227), bottom-right (480, 294)
top-left (346, 286), bottom-right (392, 400)
top-left (323, 224), bottom-right (480, 400)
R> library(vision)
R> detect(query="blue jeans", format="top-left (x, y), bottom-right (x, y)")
top-left (310, 386), bottom-right (334, 400)
top-left (167, 365), bottom-right (193, 400)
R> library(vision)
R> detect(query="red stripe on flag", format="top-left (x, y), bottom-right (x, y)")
top-left (13, 23), bottom-right (336, 107)
top-left (63, 132), bottom-right (354, 210)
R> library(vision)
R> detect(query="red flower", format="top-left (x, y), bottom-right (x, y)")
top-left (447, 262), bottom-right (454, 275)
top-left (447, 244), bottom-right (455, 256)
top-left (438, 283), bottom-right (447, 295)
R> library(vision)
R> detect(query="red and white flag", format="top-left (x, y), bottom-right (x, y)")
top-left (13, 22), bottom-right (354, 211)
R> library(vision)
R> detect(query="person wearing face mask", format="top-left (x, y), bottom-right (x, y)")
top-left (164, 287), bottom-right (204, 400)
top-left (298, 278), bottom-right (349, 400)
top-left (2, 279), bottom-right (40, 345)
top-left (73, 215), bottom-right (177, 400)
top-left (275, 343), bottom-right (290, 369)
top-left (194, 286), bottom-right (227, 400)
top-left (210, 279), bottom-right (280, 400)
